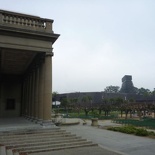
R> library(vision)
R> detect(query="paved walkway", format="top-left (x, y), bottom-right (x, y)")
top-left (1, 118), bottom-right (155, 155)
top-left (32, 146), bottom-right (124, 155)
top-left (0, 118), bottom-right (123, 155)
top-left (62, 119), bottom-right (155, 155)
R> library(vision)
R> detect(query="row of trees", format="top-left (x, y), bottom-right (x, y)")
top-left (52, 87), bottom-right (155, 119)
top-left (104, 85), bottom-right (155, 96)
top-left (54, 94), bottom-right (155, 119)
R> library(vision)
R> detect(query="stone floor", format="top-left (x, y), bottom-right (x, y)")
top-left (63, 119), bottom-right (155, 155)
top-left (31, 146), bottom-right (124, 155)
top-left (1, 118), bottom-right (155, 155)
top-left (0, 117), bottom-right (124, 155)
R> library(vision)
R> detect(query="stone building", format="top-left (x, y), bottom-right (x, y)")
top-left (120, 75), bottom-right (136, 93)
top-left (58, 91), bottom-right (139, 105)
top-left (57, 76), bottom-right (146, 104)
top-left (0, 10), bottom-right (59, 125)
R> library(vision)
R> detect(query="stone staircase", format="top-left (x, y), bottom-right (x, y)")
top-left (0, 128), bottom-right (97, 155)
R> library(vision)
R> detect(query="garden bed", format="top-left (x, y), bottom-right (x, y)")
top-left (107, 125), bottom-right (155, 138)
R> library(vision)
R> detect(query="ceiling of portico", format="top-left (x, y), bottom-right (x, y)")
top-left (0, 49), bottom-right (37, 75)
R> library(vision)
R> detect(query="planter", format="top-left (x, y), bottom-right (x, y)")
top-left (91, 118), bottom-right (98, 126)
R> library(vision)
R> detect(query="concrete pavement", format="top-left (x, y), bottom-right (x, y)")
top-left (1, 118), bottom-right (155, 155)
top-left (62, 119), bottom-right (155, 155)
top-left (31, 146), bottom-right (124, 155)
top-left (0, 118), bottom-right (124, 155)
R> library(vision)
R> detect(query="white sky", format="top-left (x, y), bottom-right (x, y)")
top-left (1, 0), bottom-right (155, 93)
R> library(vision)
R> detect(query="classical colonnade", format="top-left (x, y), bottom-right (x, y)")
top-left (21, 52), bottom-right (53, 124)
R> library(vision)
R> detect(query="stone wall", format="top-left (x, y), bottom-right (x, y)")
top-left (0, 76), bottom-right (21, 117)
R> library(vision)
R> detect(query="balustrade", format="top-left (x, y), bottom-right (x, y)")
top-left (0, 10), bottom-right (53, 32)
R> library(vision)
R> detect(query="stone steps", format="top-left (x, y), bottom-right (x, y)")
top-left (0, 133), bottom-right (76, 144)
top-left (0, 128), bottom-right (97, 155)
top-left (0, 129), bottom-right (73, 142)
top-left (0, 131), bottom-right (72, 140)
top-left (11, 140), bottom-right (93, 151)
top-left (6, 138), bottom-right (87, 148)
top-left (18, 143), bottom-right (98, 155)
top-left (0, 129), bottom-right (66, 138)
top-left (2, 136), bottom-right (82, 146)
top-left (0, 128), bottom-right (61, 136)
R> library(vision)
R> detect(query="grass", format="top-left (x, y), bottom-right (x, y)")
top-left (53, 109), bottom-right (117, 120)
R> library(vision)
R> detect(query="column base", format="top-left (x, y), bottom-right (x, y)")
top-left (25, 115), bottom-right (31, 120)
top-left (32, 117), bottom-right (38, 123)
top-left (26, 116), bottom-right (32, 120)
top-left (28, 117), bottom-right (35, 121)
top-left (41, 120), bottom-right (56, 128)
top-left (23, 115), bottom-right (28, 119)
top-left (36, 119), bottom-right (43, 124)
top-left (30, 117), bottom-right (38, 122)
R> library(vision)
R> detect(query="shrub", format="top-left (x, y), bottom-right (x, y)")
top-left (107, 125), bottom-right (153, 137)
top-left (107, 127), bottom-right (120, 132)
top-left (119, 126), bottom-right (136, 134)
top-left (135, 128), bottom-right (149, 136)
top-left (148, 131), bottom-right (155, 136)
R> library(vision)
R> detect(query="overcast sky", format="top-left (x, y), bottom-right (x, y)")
top-left (1, 0), bottom-right (155, 93)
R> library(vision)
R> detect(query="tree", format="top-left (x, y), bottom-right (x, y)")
top-left (101, 98), bottom-right (112, 116)
top-left (68, 98), bottom-right (78, 112)
top-left (151, 89), bottom-right (155, 103)
top-left (81, 96), bottom-right (92, 116)
top-left (60, 98), bottom-right (70, 115)
top-left (72, 98), bottom-right (81, 115)
top-left (137, 87), bottom-right (151, 95)
top-left (52, 91), bottom-right (58, 107)
top-left (104, 85), bottom-right (120, 93)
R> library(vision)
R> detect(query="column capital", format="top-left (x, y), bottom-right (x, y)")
top-left (46, 52), bottom-right (54, 57)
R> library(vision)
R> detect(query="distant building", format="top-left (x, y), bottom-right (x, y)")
top-left (120, 75), bottom-right (136, 94)
top-left (58, 75), bottom-right (154, 104)
top-left (58, 91), bottom-right (138, 105)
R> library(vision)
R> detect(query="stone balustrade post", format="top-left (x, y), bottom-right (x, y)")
top-left (45, 20), bottom-right (53, 32)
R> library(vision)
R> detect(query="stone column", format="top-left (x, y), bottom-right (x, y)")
top-left (25, 76), bottom-right (29, 117)
top-left (21, 80), bottom-right (26, 116)
top-left (23, 78), bottom-right (27, 117)
top-left (0, 145), bottom-right (6, 155)
top-left (38, 61), bottom-right (44, 123)
top-left (23, 78), bottom-right (28, 117)
top-left (31, 70), bottom-right (36, 120)
top-left (42, 53), bottom-right (53, 125)
top-left (34, 67), bottom-right (39, 121)
top-left (0, 81), bottom-right (2, 118)
top-left (28, 74), bottom-right (32, 119)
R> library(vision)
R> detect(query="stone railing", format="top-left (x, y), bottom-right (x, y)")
top-left (0, 10), bottom-right (53, 33)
